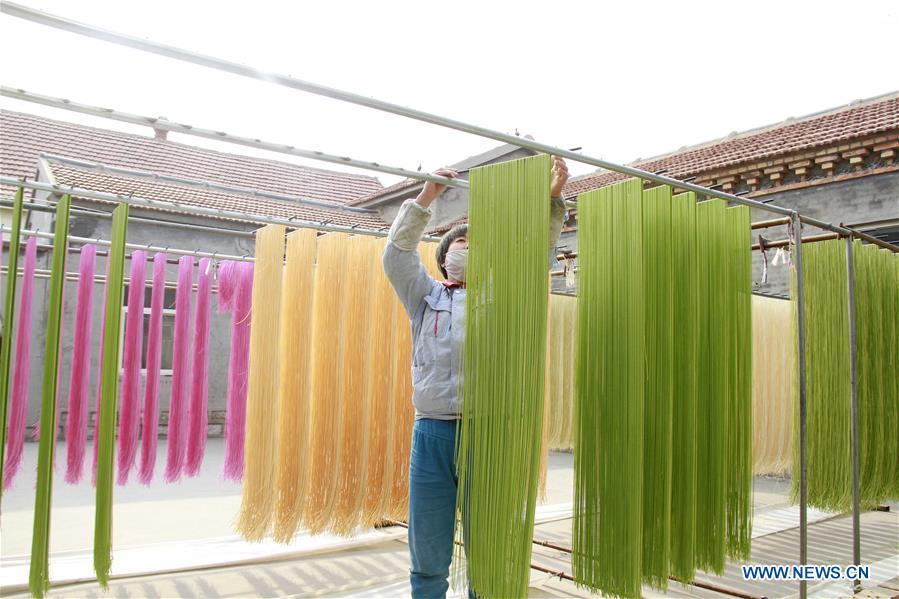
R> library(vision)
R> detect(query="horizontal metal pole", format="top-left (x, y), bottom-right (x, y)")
top-left (0, 1), bottom-right (866, 236)
top-left (0, 224), bottom-right (254, 262)
top-left (1, 177), bottom-right (445, 241)
top-left (0, 197), bottom-right (256, 238)
top-left (0, 86), bottom-right (465, 192)
top-left (842, 228), bottom-right (899, 253)
top-left (40, 153), bottom-right (378, 214)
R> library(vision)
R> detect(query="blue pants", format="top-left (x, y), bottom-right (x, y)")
top-left (408, 418), bottom-right (474, 599)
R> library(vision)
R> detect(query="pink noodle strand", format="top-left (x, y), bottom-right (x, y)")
top-left (221, 261), bottom-right (253, 481)
top-left (164, 256), bottom-right (194, 482)
top-left (31, 250), bottom-right (68, 445)
top-left (3, 237), bottom-right (37, 489)
top-left (138, 253), bottom-right (167, 485)
top-left (64, 244), bottom-right (97, 483)
top-left (185, 258), bottom-right (212, 477)
top-left (92, 256), bottom-right (112, 485)
top-left (116, 251), bottom-right (147, 485)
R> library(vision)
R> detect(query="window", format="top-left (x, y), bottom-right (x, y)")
top-left (122, 284), bottom-right (177, 375)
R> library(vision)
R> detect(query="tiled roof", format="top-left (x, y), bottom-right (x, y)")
top-left (1, 109), bottom-right (383, 207)
top-left (563, 93), bottom-right (899, 198)
top-left (47, 163), bottom-right (389, 230)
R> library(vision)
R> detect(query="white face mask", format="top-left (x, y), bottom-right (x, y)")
top-left (444, 249), bottom-right (467, 282)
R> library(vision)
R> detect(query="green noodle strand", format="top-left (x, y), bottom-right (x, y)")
top-left (641, 186), bottom-right (673, 589)
top-left (94, 203), bottom-right (130, 587)
top-left (724, 206), bottom-right (753, 560)
top-left (854, 242), bottom-right (898, 504)
top-left (792, 239), bottom-right (898, 510)
top-left (574, 183), bottom-right (754, 594)
top-left (573, 179), bottom-right (644, 598)
top-left (0, 186), bottom-right (25, 502)
top-left (456, 154), bottom-right (550, 598)
top-left (28, 194), bottom-right (71, 598)
top-left (669, 192), bottom-right (698, 582)
top-left (694, 199), bottom-right (727, 574)
top-left (791, 239), bottom-right (851, 510)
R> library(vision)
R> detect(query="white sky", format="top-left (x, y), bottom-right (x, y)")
top-left (1, 0), bottom-right (897, 186)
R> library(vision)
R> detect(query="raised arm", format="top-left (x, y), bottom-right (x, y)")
top-left (383, 167), bottom-right (459, 317)
top-left (549, 156), bottom-right (570, 259)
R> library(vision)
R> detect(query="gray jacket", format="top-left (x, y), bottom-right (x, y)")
top-left (383, 197), bottom-right (567, 420)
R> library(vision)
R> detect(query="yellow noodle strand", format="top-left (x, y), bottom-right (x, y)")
top-left (751, 295), bottom-right (793, 475)
top-left (304, 233), bottom-right (350, 533)
top-left (273, 229), bottom-right (317, 542)
top-left (236, 225), bottom-right (286, 541)
top-left (332, 236), bottom-right (377, 534)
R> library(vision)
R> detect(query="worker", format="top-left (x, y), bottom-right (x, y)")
top-left (383, 155), bottom-right (569, 598)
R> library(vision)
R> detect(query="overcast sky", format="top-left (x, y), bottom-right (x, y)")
top-left (1, 0), bottom-right (897, 186)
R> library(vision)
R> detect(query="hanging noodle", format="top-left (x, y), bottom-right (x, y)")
top-left (164, 256), bottom-right (194, 483)
top-left (139, 253), bottom-right (167, 485)
top-left (237, 225), bottom-right (285, 541)
top-left (29, 195), bottom-right (71, 598)
top-left (273, 229), bottom-right (317, 542)
top-left (361, 237), bottom-right (399, 527)
top-left (455, 155), bottom-right (551, 598)
top-left (573, 179), bottom-right (644, 598)
top-left (93, 203), bottom-right (129, 588)
top-left (332, 235), bottom-right (377, 535)
top-left (572, 183), bottom-right (752, 596)
top-left (791, 239), bottom-right (851, 511)
top-left (539, 291), bottom-right (577, 501)
top-left (92, 256), bottom-right (112, 485)
top-left (724, 206), bottom-right (752, 561)
top-left (751, 295), bottom-right (793, 476)
top-left (855, 243), bottom-right (899, 504)
top-left (3, 236), bottom-right (37, 490)
top-left (185, 257), bottom-right (213, 477)
top-left (641, 185), bottom-right (674, 589)
top-left (669, 192), bottom-right (698, 582)
top-left (303, 232), bottom-right (349, 534)
top-left (65, 244), bottom-right (97, 484)
top-left (545, 293), bottom-right (576, 451)
top-left (0, 188), bottom-right (25, 498)
top-left (220, 261), bottom-right (254, 481)
top-left (117, 250), bottom-right (147, 484)
top-left (694, 199), bottom-right (728, 575)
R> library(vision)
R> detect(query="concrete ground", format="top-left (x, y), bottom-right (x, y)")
top-left (1, 442), bottom-right (896, 598)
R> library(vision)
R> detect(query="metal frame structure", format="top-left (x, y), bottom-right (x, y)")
top-left (40, 153), bottom-right (380, 215)
top-left (0, 177), bottom-right (445, 241)
top-left (0, 224), bottom-right (253, 263)
top-left (2, 3), bottom-right (897, 597)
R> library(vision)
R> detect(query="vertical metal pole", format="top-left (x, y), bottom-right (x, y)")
top-left (845, 236), bottom-right (862, 593)
top-left (792, 213), bottom-right (809, 599)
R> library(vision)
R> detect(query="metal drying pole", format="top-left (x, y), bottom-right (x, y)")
top-left (0, 225), bottom-right (253, 263)
top-left (40, 153), bottom-right (379, 215)
top-left (0, 88), bottom-right (464, 193)
top-left (845, 237), bottom-right (862, 595)
top-left (791, 213), bottom-right (810, 599)
top-left (0, 177), bottom-right (444, 241)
